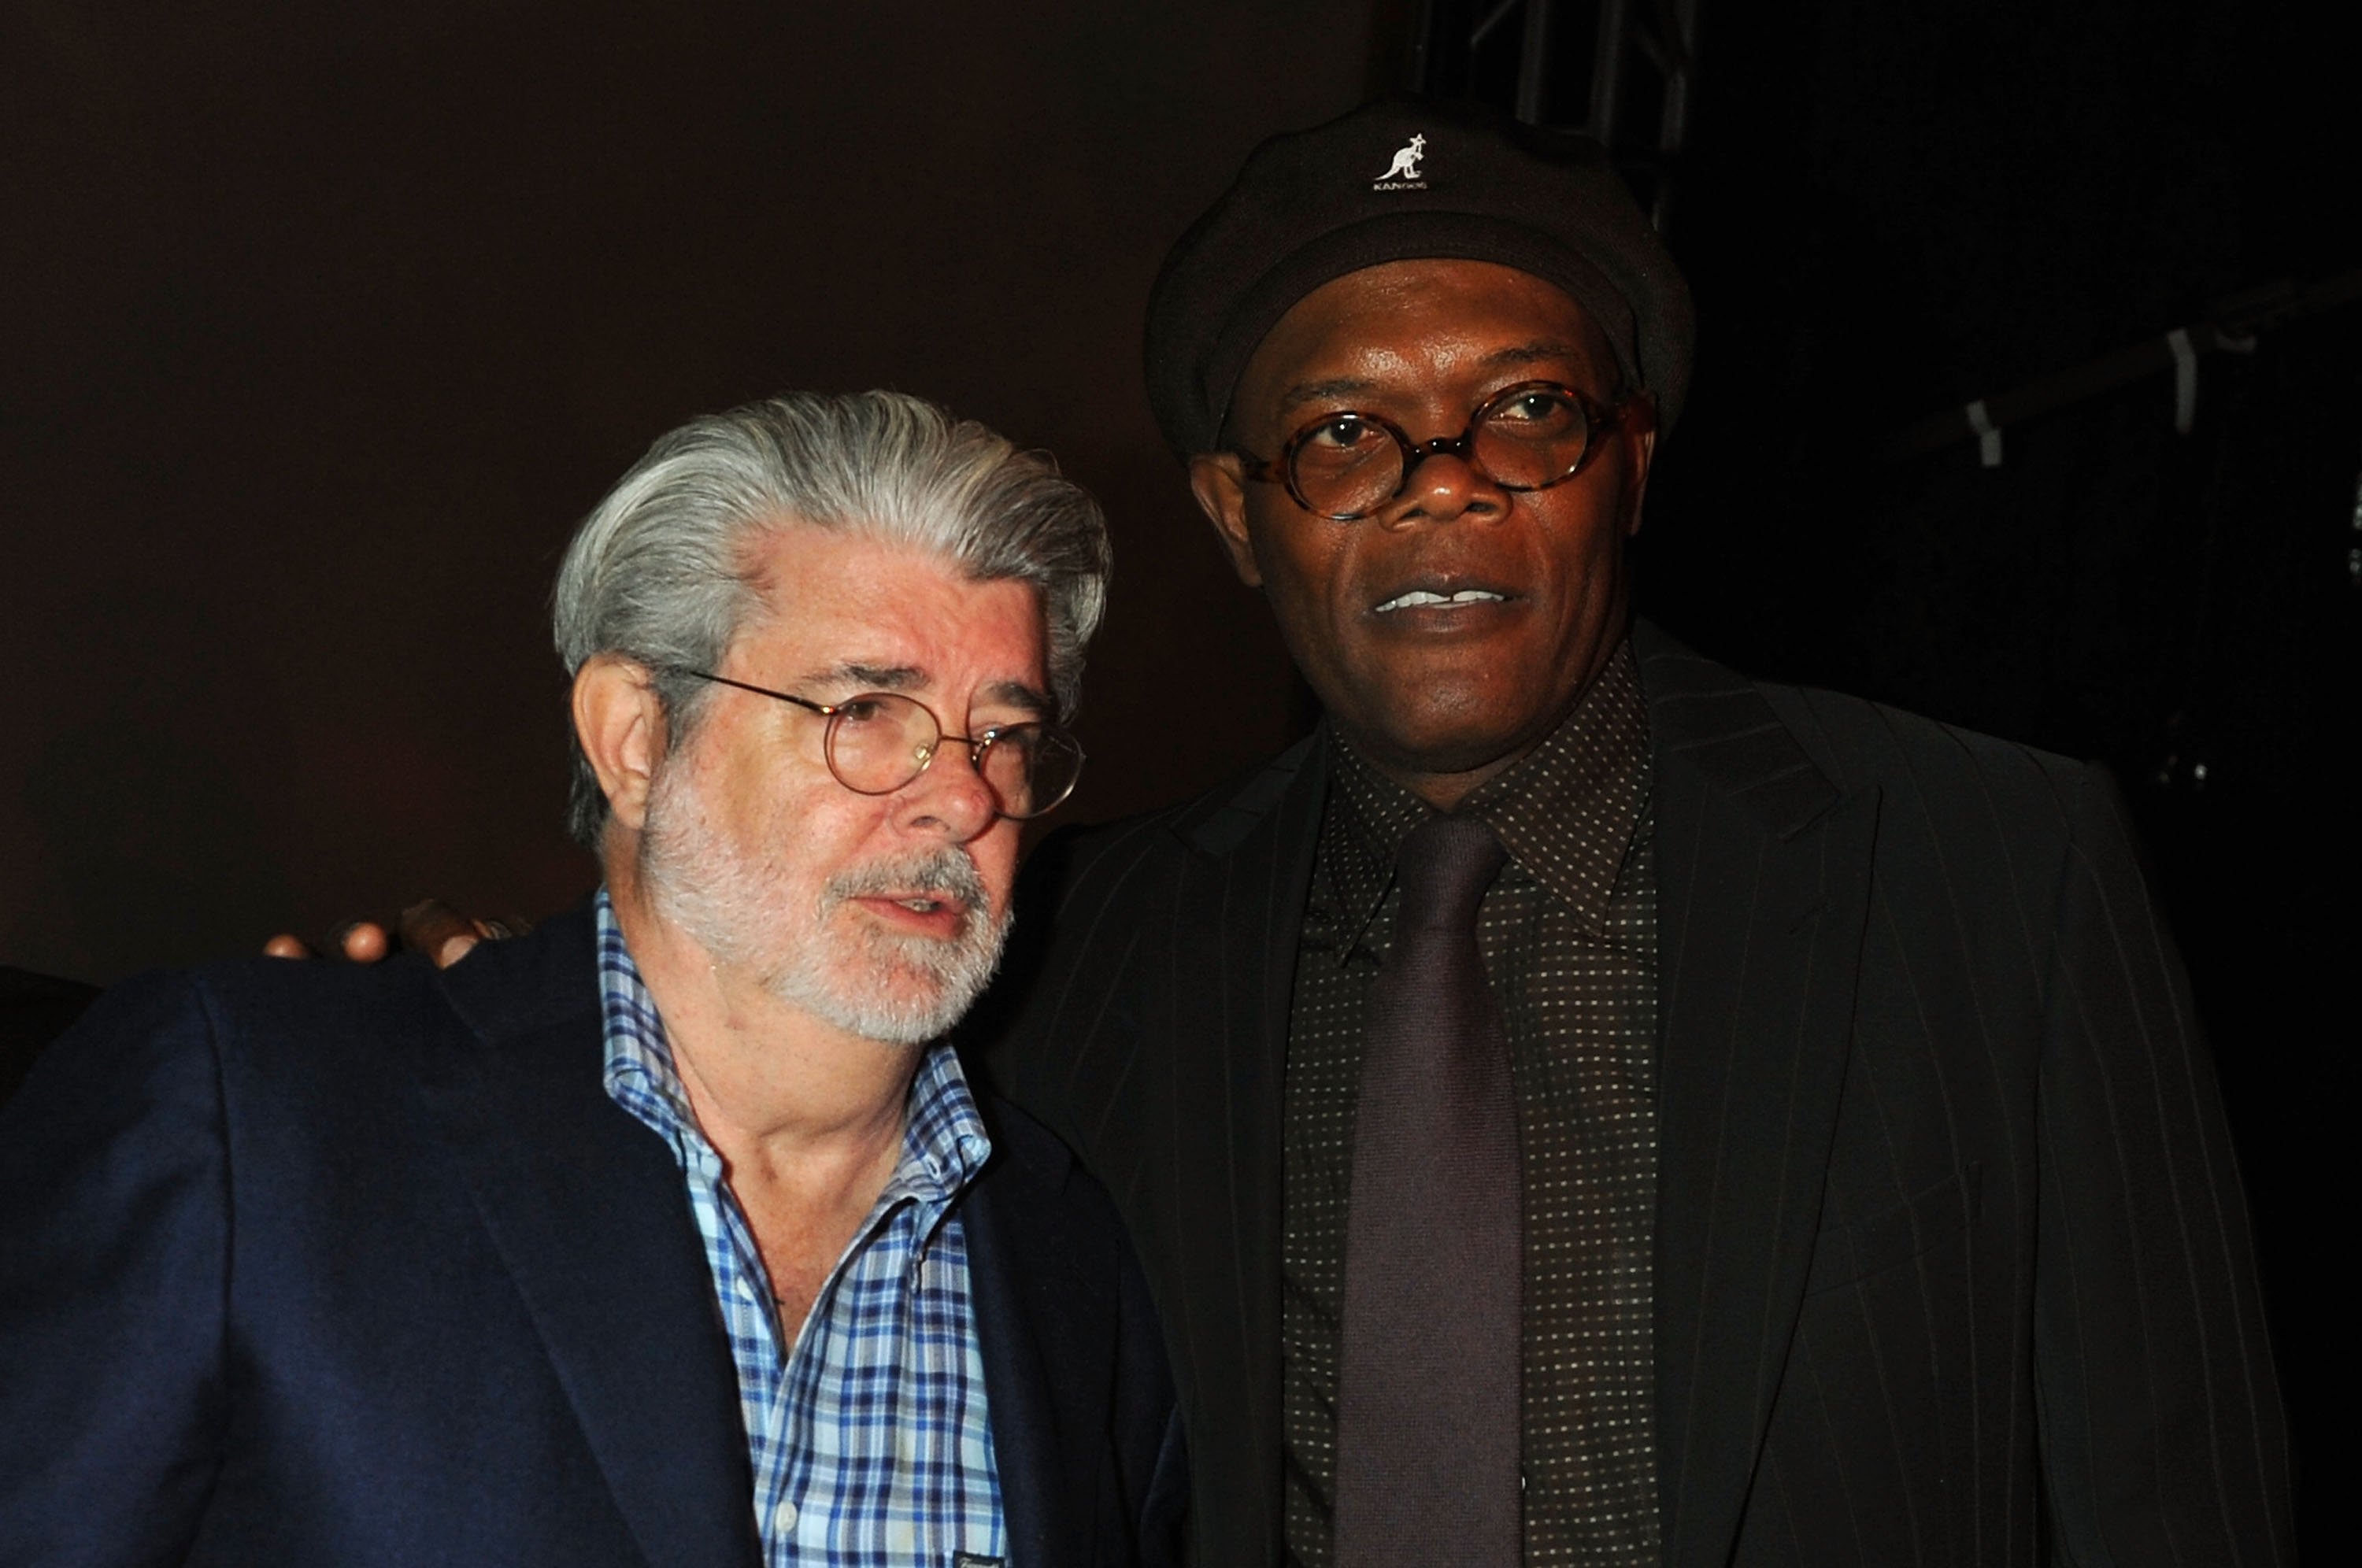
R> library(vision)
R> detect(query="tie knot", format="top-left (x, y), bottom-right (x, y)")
top-left (1393, 814), bottom-right (1509, 932)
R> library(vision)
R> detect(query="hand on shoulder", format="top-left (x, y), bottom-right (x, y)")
top-left (261, 900), bottom-right (531, 969)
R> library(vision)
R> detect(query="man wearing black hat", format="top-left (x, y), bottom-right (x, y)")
top-left (972, 97), bottom-right (2290, 1566)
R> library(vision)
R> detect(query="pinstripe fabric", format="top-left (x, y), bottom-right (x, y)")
top-left (595, 893), bottom-right (1008, 1566)
top-left (974, 620), bottom-right (2291, 1568)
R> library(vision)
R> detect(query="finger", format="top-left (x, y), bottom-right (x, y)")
top-left (262, 933), bottom-right (317, 960)
top-left (338, 923), bottom-right (392, 963)
top-left (398, 900), bottom-right (479, 964)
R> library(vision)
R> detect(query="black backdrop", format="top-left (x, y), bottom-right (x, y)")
top-left (1, 2), bottom-right (1380, 975)
top-left (4, 0), bottom-right (2346, 1544)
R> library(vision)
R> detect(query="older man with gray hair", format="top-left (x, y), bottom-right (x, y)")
top-left (0, 391), bottom-right (1185, 1568)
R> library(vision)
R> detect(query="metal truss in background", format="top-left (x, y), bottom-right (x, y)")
top-left (1404, 0), bottom-right (1702, 231)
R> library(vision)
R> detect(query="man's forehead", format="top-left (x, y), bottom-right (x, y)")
top-left (746, 524), bottom-right (1013, 612)
top-left (739, 532), bottom-right (1050, 699)
top-left (1249, 261), bottom-right (1621, 415)
top-left (1270, 342), bottom-right (1595, 417)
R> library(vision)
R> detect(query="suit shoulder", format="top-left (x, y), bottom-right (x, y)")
top-left (1025, 799), bottom-right (1198, 893)
top-left (0, 967), bottom-right (227, 1182)
top-left (1638, 621), bottom-right (2091, 808)
top-left (1737, 679), bottom-right (2136, 933)
top-left (973, 1089), bottom-right (1125, 1229)
top-left (59, 953), bottom-right (461, 1104)
top-left (1752, 679), bottom-right (2094, 817)
top-left (9, 965), bottom-right (208, 1096)
top-left (976, 1089), bottom-right (1083, 1188)
top-left (1021, 733), bottom-right (1322, 912)
top-left (187, 949), bottom-right (450, 1035)
top-left (1640, 629), bottom-right (2108, 907)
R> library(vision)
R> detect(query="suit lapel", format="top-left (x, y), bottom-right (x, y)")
top-left (1635, 627), bottom-right (1880, 1568)
top-left (1161, 731), bottom-right (1327, 1566)
top-left (413, 912), bottom-right (761, 1568)
top-left (964, 1126), bottom-right (1100, 1568)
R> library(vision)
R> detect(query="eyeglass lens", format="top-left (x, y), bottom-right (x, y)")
top-left (823, 693), bottom-right (1083, 819)
top-left (1290, 383), bottom-right (1594, 519)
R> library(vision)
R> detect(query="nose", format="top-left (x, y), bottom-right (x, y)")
top-left (1379, 445), bottom-right (1510, 531)
top-left (895, 738), bottom-right (999, 843)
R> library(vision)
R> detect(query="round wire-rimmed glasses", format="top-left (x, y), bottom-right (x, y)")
top-left (1235, 379), bottom-right (1633, 521)
top-left (672, 669), bottom-right (1085, 820)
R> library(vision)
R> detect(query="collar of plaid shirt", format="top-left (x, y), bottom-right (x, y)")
top-left (593, 889), bottom-right (1008, 1566)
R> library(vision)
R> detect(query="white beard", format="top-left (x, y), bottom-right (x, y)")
top-left (638, 760), bottom-right (1010, 1046)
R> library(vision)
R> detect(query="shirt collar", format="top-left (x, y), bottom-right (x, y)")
top-left (1320, 635), bottom-right (1653, 955)
top-left (593, 889), bottom-right (993, 1206)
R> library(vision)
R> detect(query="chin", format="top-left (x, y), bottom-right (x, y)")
top-left (766, 963), bottom-right (965, 1048)
top-left (772, 912), bottom-right (1010, 1048)
top-left (1359, 710), bottom-right (1543, 779)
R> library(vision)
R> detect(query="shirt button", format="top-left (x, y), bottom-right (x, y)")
top-left (773, 1500), bottom-right (798, 1532)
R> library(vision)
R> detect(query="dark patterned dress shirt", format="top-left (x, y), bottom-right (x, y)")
top-left (1281, 638), bottom-right (1661, 1566)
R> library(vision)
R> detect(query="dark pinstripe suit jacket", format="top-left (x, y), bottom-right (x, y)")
top-left (970, 622), bottom-right (2292, 1566)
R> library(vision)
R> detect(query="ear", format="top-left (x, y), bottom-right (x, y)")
top-left (1616, 397), bottom-right (1660, 538)
top-left (572, 654), bottom-right (668, 834)
top-left (1187, 452), bottom-right (1264, 588)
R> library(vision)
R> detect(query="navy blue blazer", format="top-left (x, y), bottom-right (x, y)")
top-left (0, 908), bottom-right (1185, 1567)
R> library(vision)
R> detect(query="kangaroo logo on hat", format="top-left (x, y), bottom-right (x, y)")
top-left (1372, 132), bottom-right (1427, 190)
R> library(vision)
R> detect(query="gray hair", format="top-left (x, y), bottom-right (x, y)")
top-left (553, 390), bottom-right (1112, 849)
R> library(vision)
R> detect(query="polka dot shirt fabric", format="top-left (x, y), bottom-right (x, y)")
top-left (1280, 639), bottom-right (1660, 1566)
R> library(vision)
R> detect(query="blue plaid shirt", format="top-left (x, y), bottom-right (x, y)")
top-left (594, 892), bottom-right (1007, 1566)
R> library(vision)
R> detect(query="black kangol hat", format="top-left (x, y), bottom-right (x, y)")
top-left (1144, 95), bottom-right (1696, 457)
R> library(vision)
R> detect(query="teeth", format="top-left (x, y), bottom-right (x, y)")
top-left (1376, 589), bottom-right (1507, 612)
top-left (899, 898), bottom-right (939, 912)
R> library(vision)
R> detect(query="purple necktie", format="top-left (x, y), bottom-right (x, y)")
top-left (1334, 813), bottom-right (1522, 1566)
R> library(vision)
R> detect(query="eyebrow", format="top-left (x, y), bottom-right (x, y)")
top-left (982, 680), bottom-right (1056, 721)
top-left (1478, 340), bottom-right (1590, 372)
top-left (1273, 375), bottom-right (1383, 420)
top-left (797, 663), bottom-right (1056, 722)
top-left (1268, 342), bottom-right (1597, 421)
top-left (797, 661), bottom-right (924, 693)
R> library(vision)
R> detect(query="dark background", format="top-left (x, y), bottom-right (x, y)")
top-left (5, 0), bottom-right (2348, 1544)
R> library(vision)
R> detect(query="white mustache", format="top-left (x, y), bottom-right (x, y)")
top-left (824, 847), bottom-right (989, 916)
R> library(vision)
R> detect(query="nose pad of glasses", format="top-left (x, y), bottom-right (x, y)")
top-left (1383, 452), bottom-right (1490, 523)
